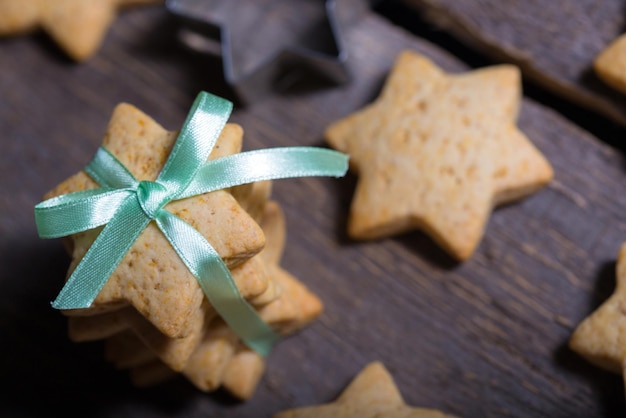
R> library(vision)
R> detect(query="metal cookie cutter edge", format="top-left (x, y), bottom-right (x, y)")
top-left (166, 0), bottom-right (352, 105)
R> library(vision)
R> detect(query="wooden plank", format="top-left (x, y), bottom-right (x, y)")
top-left (1, 5), bottom-right (625, 418)
top-left (398, 0), bottom-right (626, 128)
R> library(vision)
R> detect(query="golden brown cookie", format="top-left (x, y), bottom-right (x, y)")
top-left (256, 201), bottom-right (322, 333)
top-left (124, 301), bottom-right (212, 372)
top-left (257, 265), bottom-right (321, 335)
top-left (231, 180), bottom-right (273, 224)
top-left (221, 346), bottom-right (266, 400)
top-left (182, 322), bottom-right (239, 392)
top-left (594, 34), bottom-right (626, 95)
top-left (325, 50), bottom-right (553, 260)
top-left (0, 0), bottom-right (163, 61)
top-left (569, 243), bottom-right (626, 374)
top-left (67, 307), bottom-right (132, 342)
top-left (247, 199), bottom-right (286, 307)
top-left (45, 103), bottom-right (266, 339)
top-left (274, 361), bottom-right (456, 418)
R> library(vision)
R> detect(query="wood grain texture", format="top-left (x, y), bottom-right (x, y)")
top-left (399, 0), bottom-right (626, 128)
top-left (1, 4), bottom-right (625, 418)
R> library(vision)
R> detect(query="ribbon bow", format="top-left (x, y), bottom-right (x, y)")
top-left (35, 92), bottom-right (348, 356)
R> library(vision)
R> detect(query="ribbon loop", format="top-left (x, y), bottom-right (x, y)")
top-left (157, 92), bottom-right (232, 197)
top-left (34, 188), bottom-right (134, 238)
top-left (85, 146), bottom-right (138, 189)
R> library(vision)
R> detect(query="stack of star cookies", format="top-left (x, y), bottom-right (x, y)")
top-left (44, 102), bottom-right (323, 400)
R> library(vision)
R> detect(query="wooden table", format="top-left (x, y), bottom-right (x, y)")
top-left (1, 3), bottom-right (625, 417)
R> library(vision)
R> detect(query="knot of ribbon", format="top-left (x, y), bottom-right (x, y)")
top-left (34, 92), bottom-right (348, 356)
top-left (136, 180), bottom-right (170, 219)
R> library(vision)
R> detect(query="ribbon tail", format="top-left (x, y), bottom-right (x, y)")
top-left (52, 197), bottom-right (150, 310)
top-left (179, 147), bottom-right (349, 198)
top-left (156, 210), bottom-right (280, 357)
top-left (85, 146), bottom-right (139, 189)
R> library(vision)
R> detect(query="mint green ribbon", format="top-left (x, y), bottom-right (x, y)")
top-left (34, 92), bottom-right (348, 356)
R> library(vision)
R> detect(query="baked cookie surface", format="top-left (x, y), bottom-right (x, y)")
top-left (326, 50), bottom-right (553, 260)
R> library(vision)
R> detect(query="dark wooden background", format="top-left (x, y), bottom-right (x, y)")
top-left (398, 0), bottom-right (626, 130)
top-left (2, 2), bottom-right (626, 417)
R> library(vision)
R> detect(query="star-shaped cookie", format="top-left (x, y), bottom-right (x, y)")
top-left (0, 0), bottom-right (162, 61)
top-left (594, 34), bottom-right (626, 95)
top-left (569, 242), bottom-right (626, 375)
top-left (325, 50), bottom-right (553, 260)
top-left (45, 102), bottom-right (266, 339)
top-left (274, 361), bottom-right (455, 418)
top-left (64, 175), bottom-right (276, 378)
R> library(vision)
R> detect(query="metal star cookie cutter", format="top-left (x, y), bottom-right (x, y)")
top-left (166, 0), bottom-right (353, 105)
